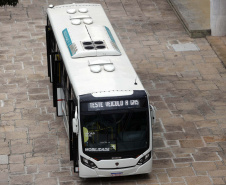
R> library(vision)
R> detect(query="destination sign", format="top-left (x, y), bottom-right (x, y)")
top-left (88, 100), bottom-right (140, 111)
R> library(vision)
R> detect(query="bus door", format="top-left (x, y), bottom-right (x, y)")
top-left (70, 103), bottom-right (79, 172)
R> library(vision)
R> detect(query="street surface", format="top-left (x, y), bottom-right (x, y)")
top-left (0, 0), bottom-right (226, 184)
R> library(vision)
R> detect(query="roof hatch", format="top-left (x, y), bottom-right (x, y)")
top-left (62, 25), bottom-right (121, 58)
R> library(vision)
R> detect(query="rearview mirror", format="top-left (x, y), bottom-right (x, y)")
top-left (149, 104), bottom-right (156, 125)
top-left (73, 106), bottom-right (79, 134)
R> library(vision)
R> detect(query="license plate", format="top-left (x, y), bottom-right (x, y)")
top-left (111, 172), bottom-right (123, 176)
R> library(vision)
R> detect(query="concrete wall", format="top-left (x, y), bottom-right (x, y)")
top-left (210, 0), bottom-right (226, 36)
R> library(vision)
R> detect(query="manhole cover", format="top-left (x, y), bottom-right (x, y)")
top-left (172, 42), bottom-right (200, 52)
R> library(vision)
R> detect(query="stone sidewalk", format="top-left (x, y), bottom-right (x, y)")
top-left (207, 36), bottom-right (226, 68)
top-left (0, 0), bottom-right (226, 185)
top-left (167, 0), bottom-right (210, 38)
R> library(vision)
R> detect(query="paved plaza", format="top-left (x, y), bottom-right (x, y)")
top-left (0, 0), bottom-right (226, 184)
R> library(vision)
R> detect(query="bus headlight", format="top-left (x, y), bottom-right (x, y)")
top-left (80, 156), bottom-right (97, 169)
top-left (137, 151), bottom-right (152, 165)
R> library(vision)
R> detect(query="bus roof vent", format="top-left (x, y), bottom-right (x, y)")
top-left (89, 59), bottom-right (115, 73)
top-left (71, 19), bottom-right (81, 25)
top-left (104, 64), bottom-right (115, 72)
top-left (90, 65), bottom-right (101, 73)
top-left (62, 25), bottom-right (121, 58)
top-left (78, 8), bottom-right (88, 13)
top-left (67, 9), bottom-right (76, 14)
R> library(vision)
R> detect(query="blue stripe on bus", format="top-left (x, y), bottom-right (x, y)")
top-left (62, 28), bottom-right (73, 56)
top-left (105, 26), bottom-right (120, 52)
top-left (105, 26), bottom-right (116, 43)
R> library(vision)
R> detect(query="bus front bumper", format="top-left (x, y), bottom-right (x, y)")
top-left (79, 158), bottom-right (152, 178)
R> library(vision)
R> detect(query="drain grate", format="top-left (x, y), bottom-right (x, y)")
top-left (171, 42), bottom-right (200, 52)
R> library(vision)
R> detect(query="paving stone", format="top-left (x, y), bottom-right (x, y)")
top-left (1, 112), bottom-right (22, 121)
top-left (212, 178), bottom-right (225, 185)
top-left (174, 81), bottom-right (197, 90)
top-left (192, 162), bottom-right (217, 171)
top-left (155, 151), bottom-right (174, 159)
top-left (197, 147), bottom-right (221, 153)
top-left (209, 170), bottom-right (226, 177)
top-left (156, 110), bottom-right (172, 118)
top-left (35, 178), bottom-right (58, 185)
top-left (6, 131), bottom-right (27, 140)
top-left (0, 155), bottom-right (8, 165)
top-left (167, 141), bottom-right (178, 146)
top-left (153, 122), bottom-right (164, 133)
top-left (157, 173), bottom-right (170, 183)
top-left (198, 127), bottom-right (212, 136)
top-left (38, 164), bottom-right (60, 172)
top-left (0, 172), bottom-right (8, 182)
top-left (0, 140), bottom-right (10, 155)
top-left (192, 152), bottom-right (220, 162)
top-left (183, 113), bottom-right (204, 122)
top-left (34, 138), bottom-right (57, 156)
top-left (175, 103), bottom-right (196, 110)
top-left (170, 177), bottom-right (184, 183)
top-left (184, 127), bottom-right (201, 139)
top-left (0, 182), bottom-right (9, 185)
top-left (203, 136), bottom-right (226, 143)
top-left (195, 120), bottom-right (218, 128)
top-left (164, 125), bottom-right (183, 132)
top-left (11, 143), bottom-right (33, 154)
top-left (50, 171), bottom-right (71, 177)
top-left (34, 172), bottom-right (49, 180)
top-left (0, 126), bottom-right (15, 133)
top-left (175, 163), bottom-right (192, 168)
top-left (10, 174), bottom-right (33, 184)
top-left (179, 139), bottom-right (204, 148)
top-left (167, 167), bottom-right (195, 177)
top-left (153, 138), bottom-right (165, 148)
top-left (9, 163), bottom-right (24, 173)
top-left (185, 176), bottom-right (212, 185)
top-left (26, 157), bottom-right (45, 165)
top-left (15, 120), bottom-right (36, 127)
top-left (173, 157), bottom-right (193, 163)
top-left (153, 159), bottom-right (174, 168)
top-left (9, 155), bottom-right (24, 164)
top-left (29, 94), bottom-right (49, 100)
top-left (27, 165), bottom-right (38, 174)
top-left (29, 124), bottom-right (49, 134)
top-left (164, 132), bottom-right (186, 140)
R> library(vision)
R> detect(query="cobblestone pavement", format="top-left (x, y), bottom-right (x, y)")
top-left (207, 36), bottom-right (226, 68)
top-left (0, 0), bottom-right (226, 184)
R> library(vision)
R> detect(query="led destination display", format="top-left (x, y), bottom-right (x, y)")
top-left (87, 100), bottom-right (140, 111)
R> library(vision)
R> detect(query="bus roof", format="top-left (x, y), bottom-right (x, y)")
top-left (47, 4), bottom-right (145, 97)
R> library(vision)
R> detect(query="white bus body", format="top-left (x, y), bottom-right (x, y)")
top-left (46, 3), bottom-right (155, 178)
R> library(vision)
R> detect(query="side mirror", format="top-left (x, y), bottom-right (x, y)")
top-left (149, 104), bottom-right (156, 125)
top-left (73, 106), bottom-right (79, 134)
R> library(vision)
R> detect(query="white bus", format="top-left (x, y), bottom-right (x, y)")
top-left (46, 3), bottom-right (155, 178)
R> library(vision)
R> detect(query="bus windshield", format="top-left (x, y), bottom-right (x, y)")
top-left (81, 109), bottom-right (149, 154)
